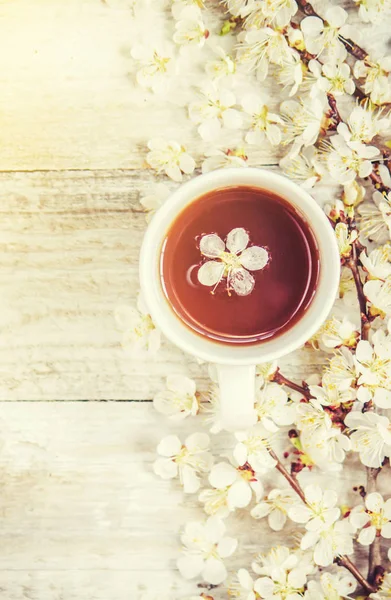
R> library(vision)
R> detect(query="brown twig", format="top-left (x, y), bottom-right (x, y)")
top-left (296, 0), bottom-right (368, 61)
top-left (347, 242), bottom-right (370, 341)
top-left (267, 447), bottom-right (377, 594)
top-left (337, 555), bottom-right (377, 593)
top-left (272, 370), bottom-right (313, 400)
top-left (366, 467), bottom-right (383, 583)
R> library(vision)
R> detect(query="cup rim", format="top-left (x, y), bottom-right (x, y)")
top-left (139, 168), bottom-right (340, 365)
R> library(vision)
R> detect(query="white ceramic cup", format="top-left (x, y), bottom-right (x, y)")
top-left (140, 168), bottom-right (340, 431)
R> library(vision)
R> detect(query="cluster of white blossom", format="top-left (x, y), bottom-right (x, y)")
top-left (112, 0), bottom-right (391, 597)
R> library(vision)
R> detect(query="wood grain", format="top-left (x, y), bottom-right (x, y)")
top-left (0, 169), bottom-right (330, 400)
top-left (0, 402), bottom-right (385, 599)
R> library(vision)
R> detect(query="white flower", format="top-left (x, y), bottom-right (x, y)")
top-left (197, 228), bottom-right (269, 297)
top-left (131, 41), bottom-right (175, 93)
top-left (171, 0), bottom-right (205, 20)
top-left (146, 138), bottom-right (195, 182)
top-left (326, 134), bottom-right (379, 184)
top-left (251, 488), bottom-right (298, 531)
top-left (304, 570), bottom-right (356, 600)
top-left (345, 410), bottom-right (391, 467)
top-left (288, 485), bottom-right (340, 532)
top-left (360, 243), bottom-right (391, 281)
top-left (309, 380), bottom-right (355, 408)
top-left (234, 424), bottom-right (277, 471)
top-left (279, 147), bottom-right (321, 188)
top-left (355, 338), bottom-right (391, 391)
top-left (350, 492), bottom-right (391, 545)
top-left (354, 0), bottom-right (391, 24)
top-left (338, 105), bottom-right (390, 144)
top-left (322, 348), bottom-right (357, 390)
top-left (371, 572), bottom-right (391, 599)
top-left (237, 27), bottom-right (292, 81)
top-left (153, 375), bottom-right (199, 419)
top-left (307, 428), bottom-right (352, 468)
top-left (316, 316), bottom-right (359, 350)
top-left (309, 59), bottom-right (354, 96)
top-left (295, 402), bottom-right (332, 439)
top-left (280, 97), bottom-right (325, 148)
top-left (261, 0), bottom-right (298, 28)
top-left (361, 244), bottom-right (391, 280)
top-left (205, 460), bottom-right (263, 512)
top-left (241, 93), bottom-right (282, 146)
top-left (354, 55), bottom-right (391, 105)
top-left (140, 182), bottom-right (171, 222)
top-left (252, 546), bottom-right (313, 599)
top-left (153, 432), bottom-right (212, 493)
top-left (177, 516), bottom-right (237, 584)
top-left (256, 361), bottom-right (278, 387)
top-left (205, 45), bottom-right (236, 80)
top-left (189, 83), bottom-right (242, 141)
top-left (358, 192), bottom-right (391, 243)
top-left (343, 180), bottom-right (366, 207)
top-left (301, 520), bottom-right (354, 567)
top-left (201, 147), bottom-right (248, 173)
top-left (173, 6), bottom-right (209, 47)
top-left (335, 223), bottom-right (358, 257)
top-left (365, 276), bottom-right (391, 317)
top-left (114, 293), bottom-right (160, 356)
top-left (301, 7), bottom-right (352, 61)
top-left (228, 568), bottom-right (268, 600)
top-left (226, 0), bottom-right (257, 18)
top-left (255, 383), bottom-right (296, 432)
top-left (276, 50), bottom-right (304, 97)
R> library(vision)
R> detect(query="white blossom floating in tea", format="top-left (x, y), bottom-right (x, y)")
top-left (197, 228), bottom-right (269, 297)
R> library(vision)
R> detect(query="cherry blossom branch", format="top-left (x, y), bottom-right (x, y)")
top-left (347, 242), bottom-right (370, 341)
top-left (267, 447), bottom-right (377, 594)
top-left (272, 370), bottom-right (312, 400)
top-left (296, 0), bottom-right (368, 61)
top-left (367, 467), bottom-right (383, 584)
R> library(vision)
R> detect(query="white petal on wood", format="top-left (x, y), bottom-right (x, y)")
top-left (230, 268), bottom-right (255, 296)
top-left (226, 228), bottom-right (249, 254)
top-left (239, 246), bottom-right (269, 271)
top-left (197, 260), bottom-right (224, 287)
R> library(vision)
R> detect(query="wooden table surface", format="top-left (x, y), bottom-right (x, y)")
top-left (1, 1), bottom-right (390, 598)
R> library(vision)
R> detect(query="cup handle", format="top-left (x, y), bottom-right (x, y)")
top-left (216, 364), bottom-right (257, 432)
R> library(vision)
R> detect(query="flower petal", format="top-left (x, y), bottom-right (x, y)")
top-left (153, 457), bottom-right (178, 479)
top-left (200, 233), bottom-right (225, 258)
top-left (358, 525), bottom-right (376, 545)
top-left (239, 246), bottom-right (269, 271)
top-left (238, 568), bottom-right (254, 590)
top-left (217, 535), bottom-right (237, 557)
top-left (177, 554), bottom-right (204, 579)
top-left (186, 432), bottom-right (210, 452)
top-left (226, 228), bottom-right (249, 254)
top-left (381, 522), bottom-right (391, 538)
top-left (230, 268), bottom-right (255, 296)
top-left (373, 388), bottom-right (391, 409)
top-left (301, 16), bottom-right (323, 36)
top-left (365, 492), bottom-right (384, 513)
top-left (157, 434), bottom-right (182, 457)
top-left (167, 374), bottom-right (196, 395)
top-left (251, 502), bottom-right (271, 519)
top-left (254, 577), bottom-right (275, 596)
top-left (209, 462), bottom-right (237, 489)
top-left (227, 479), bottom-right (252, 508)
top-left (202, 557), bottom-right (227, 585)
top-left (179, 153), bottom-right (196, 175)
top-left (198, 260), bottom-right (224, 287)
top-left (182, 465), bottom-right (200, 494)
top-left (268, 508), bottom-right (286, 531)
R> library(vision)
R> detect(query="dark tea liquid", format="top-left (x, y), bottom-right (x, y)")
top-left (160, 186), bottom-right (320, 345)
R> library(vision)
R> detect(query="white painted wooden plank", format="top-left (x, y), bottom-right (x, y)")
top-left (0, 402), bottom-right (382, 599)
top-left (0, 169), bottom-right (330, 400)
